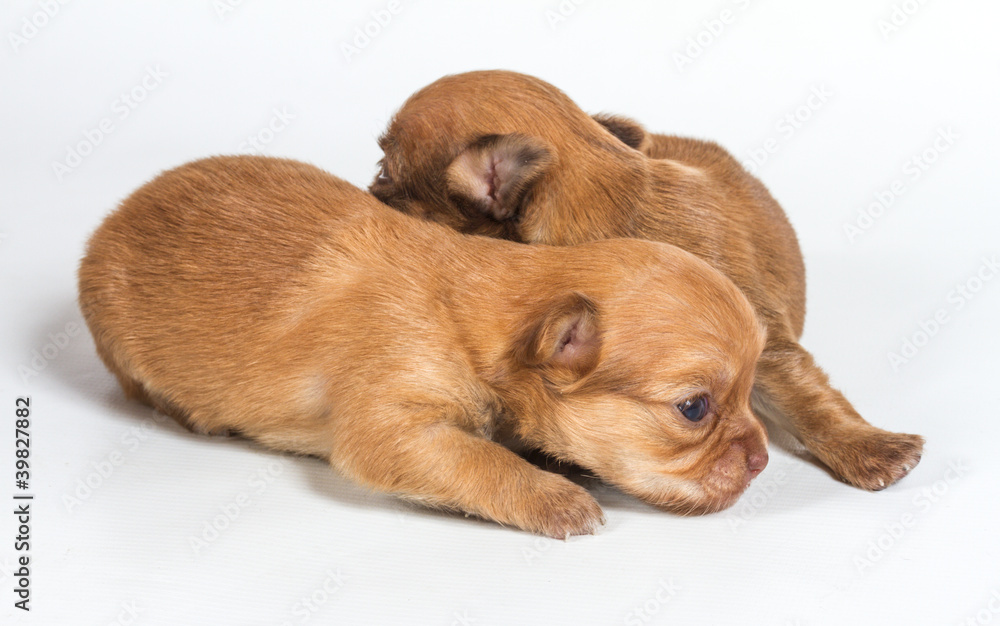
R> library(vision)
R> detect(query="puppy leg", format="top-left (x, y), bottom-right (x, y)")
top-left (334, 413), bottom-right (604, 537)
top-left (754, 333), bottom-right (924, 490)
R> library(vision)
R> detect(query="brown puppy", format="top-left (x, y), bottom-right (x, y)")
top-left (78, 155), bottom-right (767, 537)
top-left (370, 70), bottom-right (924, 491)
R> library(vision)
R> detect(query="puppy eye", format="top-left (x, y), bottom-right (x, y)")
top-left (677, 396), bottom-right (709, 422)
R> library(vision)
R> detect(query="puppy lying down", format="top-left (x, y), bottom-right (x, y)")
top-left (371, 70), bottom-right (924, 492)
top-left (79, 156), bottom-right (767, 537)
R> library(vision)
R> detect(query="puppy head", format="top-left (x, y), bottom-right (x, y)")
top-left (503, 242), bottom-right (768, 514)
top-left (371, 70), bottom-right (647, 242)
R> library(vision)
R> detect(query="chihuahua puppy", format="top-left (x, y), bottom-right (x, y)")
top-left (79, 155), bottom-right (767, 537)
top-left (370, 70), bottom-right (924, 491)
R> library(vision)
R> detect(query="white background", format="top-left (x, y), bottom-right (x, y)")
top-left (2, 1), bottom-right (999, 624)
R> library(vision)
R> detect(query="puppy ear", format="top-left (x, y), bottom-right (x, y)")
top-left (445, 134), bottom-right (553, 222)
top-left (592, 113), bottom-right (651, 152)
top-left (515, 293), bottom-right (602, 386)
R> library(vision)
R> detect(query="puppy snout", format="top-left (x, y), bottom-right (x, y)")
top-left (747, 449), bottom-right (768, 479)
top-left (726, 440), bottom-right (768, 486)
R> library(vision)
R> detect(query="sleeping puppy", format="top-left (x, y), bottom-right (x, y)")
top-left (78, 155), bottom-right (767, 537)
top-left (369, 70), bottom-right (924, 491)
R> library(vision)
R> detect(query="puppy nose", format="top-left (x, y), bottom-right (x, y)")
top-left (747, 450), bottom-right (768, 479)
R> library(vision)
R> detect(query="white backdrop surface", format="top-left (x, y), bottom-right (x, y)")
top-left (1, 1), bottom-right (999, 625)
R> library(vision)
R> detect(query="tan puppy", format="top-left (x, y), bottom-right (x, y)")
top-left (370, 70), bottom-right (924, 491)
top-left (78, 155), bottom-right (767, 537)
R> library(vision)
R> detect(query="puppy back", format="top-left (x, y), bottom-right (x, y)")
top-left (77, 156), bottom-right (392, 389)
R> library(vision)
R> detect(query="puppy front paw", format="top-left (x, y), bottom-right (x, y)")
top-left (825, 429), bottom-right (925, 491)
top-left (524, 477), bottom-right (605, 539)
